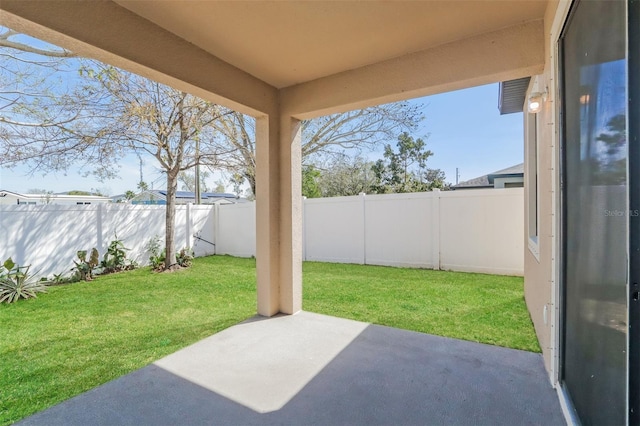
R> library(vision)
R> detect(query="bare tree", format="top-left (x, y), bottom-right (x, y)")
top-left (27, 188), bottom-right (54, 204)
top-left (0, 27), bottom-right (122, 179)
top-left (82, 64), bottom-right (232, 268)
top-left (211, 112), bottom-right (257, 193)
top-left (212, 102), bottom-right (423, 195)
top-left (0, 28), bottom-right (75, 58)
top-left (178, 169), bottom-right (211, 193)
top-left (0, 28), bottom-right (232, 269)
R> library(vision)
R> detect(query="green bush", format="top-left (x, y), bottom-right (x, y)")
top-left (145, 236), bottom-right (165, 271)
top-left (49, 272), bottom-right (80, 286)
top-left (145, 237), bottom-right (194, 271)
top-left (100, 237), bottom-right (136, 274)
top-left (177, 247), bottom-right (194, 268)
top-left (72, 248), bottom-right (100, 281)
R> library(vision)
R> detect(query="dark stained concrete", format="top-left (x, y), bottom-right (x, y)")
top-left (18, 318), bottom-right (565, 426)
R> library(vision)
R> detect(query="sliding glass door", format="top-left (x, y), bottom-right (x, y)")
top-left (629, 0), bottom-right (640, 423)
top-left (560, 0), bottom-right (628, 424)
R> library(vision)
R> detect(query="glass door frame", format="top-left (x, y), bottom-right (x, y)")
top-left (629, 0), bottom-right (640, 423)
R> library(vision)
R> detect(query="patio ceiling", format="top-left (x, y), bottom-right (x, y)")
top-left (115, 1), bottom-right (547, 89)
top-left (0, 1), bottom-right (548, 117)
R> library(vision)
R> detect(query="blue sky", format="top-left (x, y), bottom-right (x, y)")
top-left (0, 83), bottom-right (523, 195)
top-left (412, 84), bottom-right (523, 185)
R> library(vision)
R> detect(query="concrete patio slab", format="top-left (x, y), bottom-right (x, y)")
top-left (18, 311), bottom-right (565, 426)
top-left (154, 311), bottom-right (368, 413)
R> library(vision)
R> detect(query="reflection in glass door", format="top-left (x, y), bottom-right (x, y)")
top-left (560, 0), bottom-right (628, 424)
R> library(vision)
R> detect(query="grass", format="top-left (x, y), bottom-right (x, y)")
top-left (0, 256), bottom-right (256, 425)
top-left (303, 262), bottom-right (539, 352)
top-left (0, 255), bottom-right (538, 425)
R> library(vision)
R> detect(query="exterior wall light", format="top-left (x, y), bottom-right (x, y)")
top-left (528, 91), bottom-right (547, 114)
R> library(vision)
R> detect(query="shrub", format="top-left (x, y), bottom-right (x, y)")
top-left (145, 236), bottom-right (165, 271)
top-left (72, 248), bottom-right (100, 281)
top-left (145, 237), bottom-right (194, 271)
top-left (0, 258), bottom-right (48, 303)
top-left (49, 272), bottom-right (80, 286)
top-left (100, 236), bottom-right (136, 274)
top-left (177, 247), bottom-right (194, 268)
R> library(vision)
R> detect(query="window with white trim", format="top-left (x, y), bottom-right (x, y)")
top-left (527, 111), bottom-right (540, 259)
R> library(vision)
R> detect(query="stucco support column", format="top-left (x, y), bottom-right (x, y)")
top-left (255, 112), bottom-right (302, 316)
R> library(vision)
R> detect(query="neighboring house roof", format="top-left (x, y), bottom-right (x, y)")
top-left (487, 163), bottom-right (524, 184)
top-left (168, 190), bottom-right (238, 200)
top-left (452, 163), bottom-right (524, 189)
top-left (0, 189), bottom-right (111, 202)
top-left (131, 190), bottom-right (246, 204)
top-left (0, 190), bottom-right (23, 198)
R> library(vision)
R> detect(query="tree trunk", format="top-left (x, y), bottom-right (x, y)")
top-left (165, 171), bottom-right (178, 269)
top-left (248, 174), bottom-right (256, 198)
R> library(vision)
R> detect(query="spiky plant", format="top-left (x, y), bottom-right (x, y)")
top-left (0, 258), bottom-right (47, 304)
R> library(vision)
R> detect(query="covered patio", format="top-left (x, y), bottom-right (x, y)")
top-left (18, 312), bottom-right (563, 425)
top-left (1, 1), bottom-right (567, 424)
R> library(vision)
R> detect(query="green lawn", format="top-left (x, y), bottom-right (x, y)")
top-left (303, 262), bottom-right (539, 352)
top-left (0, 255), bottom-right (538, 425)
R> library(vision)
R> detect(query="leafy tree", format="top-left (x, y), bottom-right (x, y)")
top-left (302, 166), bottom-right (322, 198)
top-left (312, 155), bottom-right (378, 197)
top-left (592, 114), bottom-right (626, 185)
top-left (136, 181), bottom-right (149, 192)
top-left (371, 132), bottom-right (447, 193)
top-left (124, 190), bottom-right (136, 201)
top-left (422, 168), bottom-right (448, 190)
top-left (229, 173), bottom-right (245, 198)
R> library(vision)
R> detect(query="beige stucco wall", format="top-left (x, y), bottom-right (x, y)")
top-left (523, 0), bottom-right (572, 384)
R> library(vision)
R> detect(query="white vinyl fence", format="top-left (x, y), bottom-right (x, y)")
top-left (0, 203), bottom-right (217, 279)
top-left (190, 188), bottom-right (524, 275)
top-left (301, 189), bottom-right (524, 275)
top-left (0, 188), bottom-right (523, 278)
